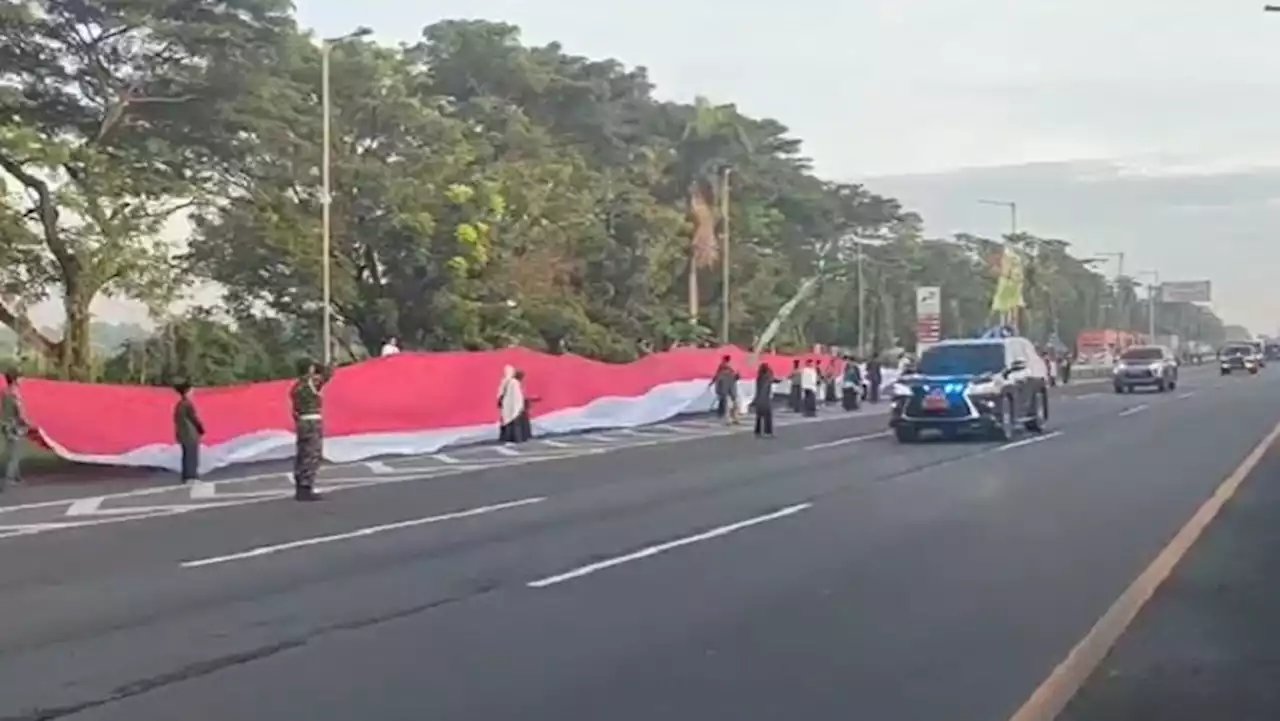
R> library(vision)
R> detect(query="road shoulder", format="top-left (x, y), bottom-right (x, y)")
top-left (1059, 437), bottom-right (1280, 720)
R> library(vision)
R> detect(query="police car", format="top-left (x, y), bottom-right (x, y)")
top-left (889, 337), bottom-right (1052, 442)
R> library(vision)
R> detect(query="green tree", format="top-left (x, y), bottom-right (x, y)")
top-left (0, 0), bottom-right (294, 378)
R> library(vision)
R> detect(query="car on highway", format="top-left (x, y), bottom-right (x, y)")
top-left (1248, 340), bottom-right (1267, 368)
top-left (1219, 343), bottom-right (1260, 375)
top-left (1112, 345), bottom-right (1178, 393)
top-left (889, 337), bottom-right (1050, 443)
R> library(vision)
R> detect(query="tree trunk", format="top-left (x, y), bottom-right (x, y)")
top-left (60, 283), bottom-right (94, 380)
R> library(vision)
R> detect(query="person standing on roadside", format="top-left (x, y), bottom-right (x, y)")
top-left (173, 381), bottom-right (205, 484)
top-left (497, 365), bottom-right (524, 443)
top-left (752, 362), bottom-right (776, 437)
top-left (0, 368), bottom-right (30, 491)
top-left (291, 359), bottom-right (331, 502)
top-left (710, 355), bottom-right (740, 424)
top-left (866, 355), bottom-right (883, 403)
top-left (514, 369), bottom-right (535, 442)
top-left (841, 357), bottom-right (863, 411)
top-left (788, 359), bottom-right (802, 412)
top-left (800, 359), bottom-right (819, 417)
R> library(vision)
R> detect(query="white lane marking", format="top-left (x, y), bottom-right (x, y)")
top-left (1118, 404), bottom-right (1149, 417)
top-left (432, 453), bottom-right (461, 464)
top-left (586, 434), bottom-right (619, 443)
top-left (1177, 391), bottom-right (1195, 399)
top-left (996, 431), bottom-right (1063, 452)
top-left (804, 430), bottom-right (892, 451)
top-left (493, 445), bottom-right (521, 456)
top-left (539, 439), bottom-right (574, 448)
top-left (66, 497), bottom-right (104, 516)
top-left (1073, 393), bottom-right (1099, 400)
top-left (364, 461), bottom-right (396, 474)
top-left (189, 481), bottom-right (216, 499)
top-left (528, 503), bottom-right (813, 588)
top-left (181, 496), bottom-right (546, 569)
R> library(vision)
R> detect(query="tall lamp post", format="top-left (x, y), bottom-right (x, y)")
top-left (1091, 251), bottom-right (1125, 331)
top-left (719, 165), bottom-right (732, 345)
top-left (1135, 269), bottom-right (1161, 342)
top-left (320, 27), bottom-right (373, 365)
top-left (978, 198), bottom-right (1019, 327)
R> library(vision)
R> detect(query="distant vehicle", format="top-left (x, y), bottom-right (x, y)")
top-left (889, 337), bottom-right (1050, 443)
top-left (1220, 343), bottom-right (1260, 375)
top-left (1249, 341), bottom-right (1268, 368)
top-left (1112, 345), bottom-right (1179, 393)
top-left (1266, 342), bottom-right (1280, 361)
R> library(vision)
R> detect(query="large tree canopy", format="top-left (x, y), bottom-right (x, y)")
top-left (0, 11), bottom-right (1230, 383)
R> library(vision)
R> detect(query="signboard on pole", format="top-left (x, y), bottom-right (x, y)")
top-left (916, 286), bottom-right (942, 348)
top-left (1159, 280), bottom-right (1211, 303)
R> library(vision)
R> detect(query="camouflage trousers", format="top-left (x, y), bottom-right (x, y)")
top-left (293, 419), bottom-right (323, 490)
top-left (0, 430), bottom-right (21, 488)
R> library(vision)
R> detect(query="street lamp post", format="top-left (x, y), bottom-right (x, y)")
top-left (319, 28), bottom-right (372, 365)
top-left (1090, 251), bottom-right (1125, 331)
top-left (720, 166), bottom-right (732, 345)
top-left (1135, 269), bottom-right (1160, 341)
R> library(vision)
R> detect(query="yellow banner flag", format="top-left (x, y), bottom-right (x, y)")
top-left (990, 247), bottom-right (1026, 314)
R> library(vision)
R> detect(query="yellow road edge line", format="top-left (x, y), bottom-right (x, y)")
top-left (1006, 417), bottom-right (1280, 721)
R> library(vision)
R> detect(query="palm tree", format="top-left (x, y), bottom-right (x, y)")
top-left (677, 96), bottom-right (751, 322)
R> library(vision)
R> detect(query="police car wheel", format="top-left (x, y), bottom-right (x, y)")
top-left (894, 426), bottom-right (919, 443)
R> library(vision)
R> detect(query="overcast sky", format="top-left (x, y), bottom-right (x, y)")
top-left (297, 0), bottom-right (1280, 178)
top-left (57, 0), bottom-right (1280, 334)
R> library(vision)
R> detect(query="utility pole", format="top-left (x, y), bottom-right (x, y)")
top-left (720, 166), bottom-right (732, 344)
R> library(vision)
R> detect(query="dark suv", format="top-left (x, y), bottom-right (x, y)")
top-left (1220, 343), bottom-right (1260, 375)
top-left (1112, 345), bottom-right (1178, 393)
top-left (889, 337), bottom-right (1051, 443)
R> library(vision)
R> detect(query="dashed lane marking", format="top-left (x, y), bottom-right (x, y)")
top-left (528, 502), bottom-right (813, 588)
top-left (1118, 404), bottom-right (1149, 417)
top-left (804, 430), bottom-right (893, 451)
top-left (181, 496), bottom-right (547, 568)
top-left (995, 431), bottom-right (1063, 452)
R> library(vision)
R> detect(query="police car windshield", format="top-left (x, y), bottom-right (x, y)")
top-left (916, 344), bottom-right (1005, 376)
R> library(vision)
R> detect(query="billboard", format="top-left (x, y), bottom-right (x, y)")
top-left (916, 286), bottom-right (942, 346)
top-left (1159, 280), bottom-right (1211, 303)
top-left (916, 286), bottom-right (941, 316)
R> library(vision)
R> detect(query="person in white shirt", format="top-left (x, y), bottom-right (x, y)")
top-left (380, 337), bottom-right (400, 357)
top-left (799, 359), bottom-right (819, 417)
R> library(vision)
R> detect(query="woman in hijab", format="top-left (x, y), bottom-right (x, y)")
top-left (514, 369), bottom-right (534, 442)
top-left (752, 362), bottom-right (776, 438)
top-left (497, 365), bottom-right (524, 443)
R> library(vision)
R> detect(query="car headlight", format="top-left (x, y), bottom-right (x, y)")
top-left (891, 382), bottom-right (912, 398)
top-left (966, 380), bottom-right (1001, 396)
top-left (1149, 362), bottom-right (1163, 371)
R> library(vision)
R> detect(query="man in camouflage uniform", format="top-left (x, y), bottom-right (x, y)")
top-left (1, 368), bottom-right (31, 491)
top-left (291, 359), bottom-right (331, 502)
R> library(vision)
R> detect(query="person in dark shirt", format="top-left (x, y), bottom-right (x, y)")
top-left (752, 362), bottom-right (776, 437)
top-left (711, 355), bottom-right (739, 424)
top-left (841, 358), bottom-right (863, 411)
top-left (788, 359), bottom-right (802, 412)
top-left (172, 381), bottom-right (205, 483)
top-left (290, 359), bottom-right (332, 502)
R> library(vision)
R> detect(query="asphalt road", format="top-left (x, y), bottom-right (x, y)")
top-left (0, 367), bottom-right (1273, 721)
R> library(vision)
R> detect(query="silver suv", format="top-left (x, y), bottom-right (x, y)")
top-left (1113, 345), bottom-right (1178, 393)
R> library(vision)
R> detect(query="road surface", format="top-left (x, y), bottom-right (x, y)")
top-left (0, 368), bottom-right (1273, 721)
